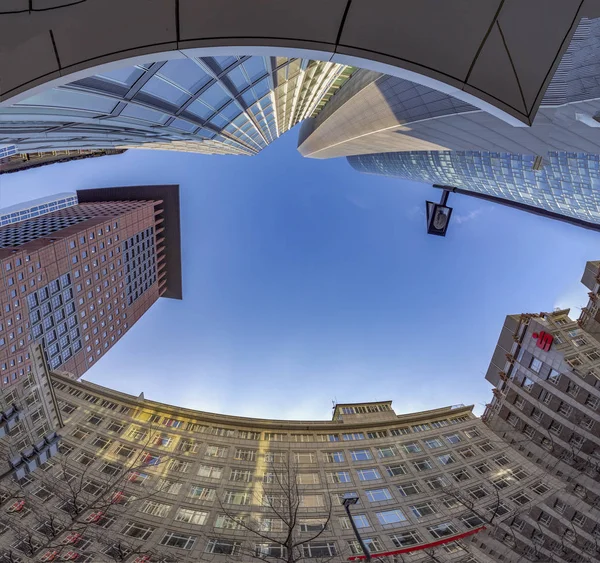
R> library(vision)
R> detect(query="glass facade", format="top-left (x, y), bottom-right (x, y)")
top-left (0, 193), bottom-right (77, 227)
top-left (0, 56), bottom-right (351, 156)
top-left (348, 151), bottom-right (600, 225)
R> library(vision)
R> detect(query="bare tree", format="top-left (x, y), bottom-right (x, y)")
top-left (0, 422), bottom-right (192, 562)
top-left (216, 449), bottom-right (339, 563)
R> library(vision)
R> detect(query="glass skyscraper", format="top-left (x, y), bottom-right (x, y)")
top-left (348, 151), bottom-right (600, 227)
top-left (0, 56), bottom-right (352, 156)
top-left (0, 193), bottom-right (77, 226)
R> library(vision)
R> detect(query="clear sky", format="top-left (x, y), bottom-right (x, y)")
top-left (0, 130), bottom-right (598, 421)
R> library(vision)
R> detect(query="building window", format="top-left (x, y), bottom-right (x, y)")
top-left (121, 522), bottom-right (155, 540)
top-left (437, 454), bottom-right (456, 465)
top-left (425, 438), bottom-right (443, 449)
top-left (397, 482), bottom-right (421, 496)
top-left (413, 459), bottom-right (433, 472)
top-left (366, 488), bottom-right (393, 502)
top-left (161, 532), bottom-right (197, 551)
top-left (351, 449), bottom-right (373, 461)
top-left (428, 522), bottom-right (458, 538)
top-left (326, 471), bottom-right (351, 484)
top-left (410, 502), bottom-right (437, 518)
top-left (522, 377), bottom-right (535, 392)
top-left (324, 451), bottom-right (344, 463)
top-left (197, 464), bottom-right (223, 479)
top-left (343, 433), bottom-right (365, 441)
top-left (510, 492), bottom-right (531, 506)
top-left (376, 509), bottom-right (407, 525)
top-left (530, 357), bottom-right (542, 373)
top-left (401, 442), bottom-right (422, 454)
top-left (377, 446), bottom-right (397, 458)
top-left (301, 542), bottom-right (337, 558)
top-left (390, 530), bottom-right (423, 548)
top-left (340, 514), bottom-right (370, 529)
top-left (444, 433), bottom-right (461, 444)
top-left (385, 464), bottom-right (407, 477)
top-left (357, 468), bottom-right (381, 481)
top-left (567, 382), bottom-right (580, 397)
top-left (549, 421), bottom-right (563, 435)
top-left (174, 508), bottom-right (208, 525)
top-left (467, 485), bottom-right (489, 499)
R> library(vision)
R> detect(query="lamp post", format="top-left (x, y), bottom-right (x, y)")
top-left (342, 493), bottom-right (371, 561)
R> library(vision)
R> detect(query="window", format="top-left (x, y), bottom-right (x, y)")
top-left (425, 476), bottom-right (448, 490)
top-left (205, 445), bottom-right (227, 458)
top-left (451, 469), bottom-right (470, 482)
top-left (397, 482), bottom-right (421, 496)
top-left (349, 538), bottom-right (383, 556)
top-left (301, 494), bottom-right (324, 508)
top-left (230, 468), bottom-right (253, 483)
top-left (214, 514), bottom-right (245, 530)
top-left (376, 509), bottom-right (407, 525)
top-left (390, 427), bottom-right (410, 436)
top-left (340, 514), bottom-right (370, 529)
top-left (234, 448), bottom-right (256, 461)
top-left (121, 521), bottom-right (154, 540)
top-left (413, 459), bottom-right (433, 472)
top-left (567, 382), bottom-right (580, 397)
top-left (357, 468), bottom-right (381, 481)
top-left (400, 442), bottom-right (423, 454)
top-left (412, 424), bottom-right (430, 432)
top-left (585, 394), bottom-right (599, 410)
top-left (510, 491), bottom-right (531, 506)
top-left (294, 452), bottom-right (316, 464)
top-left (438, 454), bottom-right (456, 465)
top-left (464, 428), bottom-right (481, 438)
top-left (530, 357), bottom-right (542, 373)
top-left (366, 488), bottom-right (392, 502)
top-left (461, 513), bottom-right (485, 529)
top-left (377, 446), bottom-right (397, 458)
top-left (86, 414), bottom-right (103, 426)
top-left (558, 402), bottom-right (572, 416)
top-left (514, 396), bottom-right (525, 409)
top-left (107, 421), bottom-right (124, 433)
top-left (350, 449), bottom-right (373, 461)
top-left (549, 420), bottom-right (563, 435)
top-left (197, 464), bottom-right (223, 479)
top-left (425, 438), bottom-right (443, 449)
top-left (343, 433), bottom-right (365, 441)
top-left (444, 433), bottom-right (461, 444)
top-left (326, 470), bottom-right (351, 484)
top-left (160, 532), bottom-right (197, 550)
top-left (223, 490), bottom-right (251, 505)
top-left (297, 473), bottom-right (320, 485)
top-left (410, 502), bottom-right (437, 518)
top-left (175, 508), bottom-right (208, 525)
top-left (324, 451), bottom-right (344, 463)
top-left (189, 486), bottom-right (216, 501)
top-left (385, 463), bottom-right (407, 477)
top-left (367, 431), bottom-right (387, 439)
top-left (140, 501), bottom-right (171, 518)
top-left (301, 542), bottom-right (337, 558)
top-left (390, 530), bottom-right (423, 548)
top-left (467, 485), bottom-right (488, 499)
top-left (264, 432), bottom-right (285, 442)
top-left (428, 522), bottom-right (458, 538)
top-left (548, 369), bottom-right (561, 385)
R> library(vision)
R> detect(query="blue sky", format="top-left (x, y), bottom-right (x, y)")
top-left (1, 130), bottom-right (598, 420)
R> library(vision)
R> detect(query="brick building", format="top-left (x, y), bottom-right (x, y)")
top-left (0, 185), bottom-right (181, 388)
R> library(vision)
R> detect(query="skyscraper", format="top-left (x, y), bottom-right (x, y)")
top-left (348, 151), bottom-right (600, 230)
top-left (296, 18), bottom-right (600, 229)
top-left (0, 193), bottom-right (77, 227)
top-left (0, 56), bottom-right (352, 156)
top-left (0, 185), bottom-right (181, 388)
top-left (298, 18), bottom-right (600, 160)
top-left (0, 149), bottom-right (126, 175)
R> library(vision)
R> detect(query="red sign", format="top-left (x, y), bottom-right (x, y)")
top-left (532, 331), bottom-right (553, 351)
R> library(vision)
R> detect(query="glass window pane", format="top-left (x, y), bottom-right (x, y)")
top-left (96, 66), bottom-right (146, 86)
top-left (201, 83), bottom-right (230, 110)
top-left (140, 77), bottom-right (189, 106)
top-left (187, 100), bottom-right (214, 120)
top-left (243, 58), bottom-right (268, 82)
top-left (159, 59), bottom-right (211, 92)
top-left (227, 67), bottom-right (249, 90)
top-left (119, 104), bottom-right (168, 124)
top-left (18, 89), bottom-right (117, 114)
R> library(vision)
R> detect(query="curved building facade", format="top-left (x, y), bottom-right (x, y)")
top-left (0, 0), bottom-right (590, 126)
top-left (0, 371), bottom-right (572, 563)
top-left (0, 55), bottom-right (352, 155)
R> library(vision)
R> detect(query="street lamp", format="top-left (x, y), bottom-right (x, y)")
top-left (342, 493), bottom-right (371, 562)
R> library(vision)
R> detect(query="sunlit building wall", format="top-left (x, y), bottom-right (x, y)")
top-left (0, 370), bottom-right (574, 563)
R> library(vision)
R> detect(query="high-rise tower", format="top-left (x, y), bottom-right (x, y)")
top-left (0, 185), bottom-right (181, 387)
